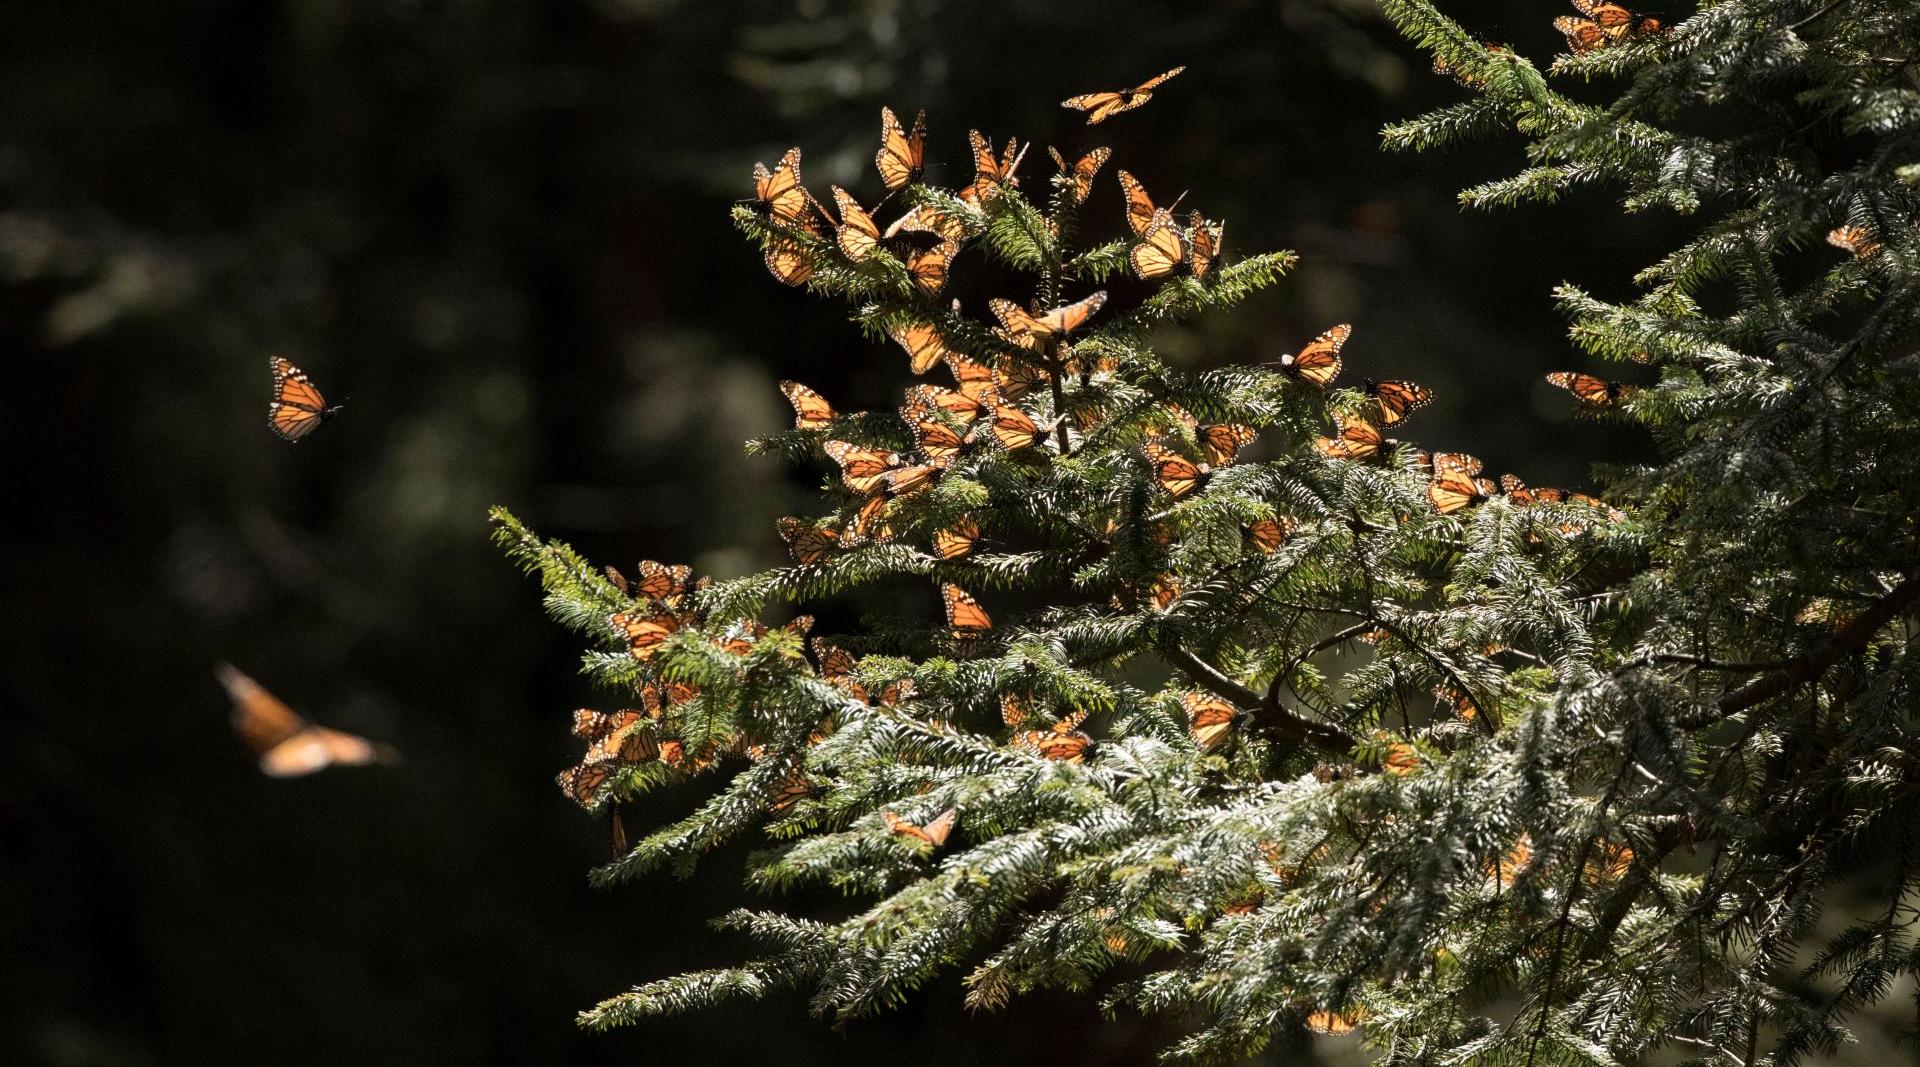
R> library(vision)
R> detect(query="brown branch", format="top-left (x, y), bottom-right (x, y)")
top-left (1163, 644), bottom-right (1357, 754)
top-left (1714, 571), bottom-right (1920, 716)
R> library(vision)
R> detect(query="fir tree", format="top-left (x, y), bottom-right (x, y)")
top-left (495, 3), bottom-right (1920, 1059)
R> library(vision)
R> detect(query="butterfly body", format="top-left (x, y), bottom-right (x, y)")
top-left (267, 357), bottom-right (344, 441)
top-left (874, 107), bottom-right (927, 190)
top-left (1276, 325), bottom-right (1350, 388)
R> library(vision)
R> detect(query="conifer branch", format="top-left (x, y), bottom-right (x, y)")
top-left (1713, 571), bottom-right (1920, 716)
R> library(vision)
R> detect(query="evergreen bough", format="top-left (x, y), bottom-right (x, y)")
top-left (495, 2), bottom-right (1920, 1059)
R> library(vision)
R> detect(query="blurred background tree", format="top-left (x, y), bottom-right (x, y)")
top-left (6, 1), bottom-right (1896, 1064)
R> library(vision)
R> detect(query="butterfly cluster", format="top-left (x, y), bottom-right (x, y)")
top-left (1553, 0), bottom-right (1667, 54)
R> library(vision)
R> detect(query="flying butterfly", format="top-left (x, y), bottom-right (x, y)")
top-left (822, 439), bottom-right (899, 495)
top-left (611, 608), bottom-right (682, 659)
top-left (777, 516), bottom-right (838, 565)
top-left (1048, 145), bottom-right (1112, 203)
top-left (1546, 371), bottom-right (1637, 408)
top-left (267, 356), bottom-right (344, 442)
top-left (884, 807), bottom-right (957, 848)
top-left (988, 290), bottom-right (1109, 344)
top-left (1827, 225), bottom-right (1883, 259)
top-left (874, 106), bottom-right (928, 190)
top-left (933, 516), bottom-right (981, 560)
top-left (941, 583), bottom-right (993, 639)
top-left (890, 319), bottom-right (952, 375)
top-left (1364, 379), bottom-right (1434, 427)
top-left (960, 130), bottom-right (1029, 204)
top-left (217, 663), bottom-right (396, 778)
top-left (1061, 66), bottom-right (1186, 125)
top-left (749, 146), bottom-right (814, 230)
top-left (1312, 415), bottom-right (1382, 462)
top-left (1276, 324), bottom-right (1351, 388)
top-left (1184, 692), bottom-right (1240, 754)
top-left (779, 380), bottom-right (836, 430)
top-left (1143, 439), bottom-right (1206, 498)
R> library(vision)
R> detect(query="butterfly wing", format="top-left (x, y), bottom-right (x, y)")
top-left (987, 395), bottom-right (1043, 450)
top-left (941, 583), bottom-right (993, 637)
top-left (1247, 517), bottom-right (1294, 553)
top-left (1060, 90), bottom-right (1124, 124)
top-left (1428, 470), bottom-right (1486, 514)
top-left (763, 239), bottom-right (814, 286)
top-left (1281, 324), bottom-right (1350, 388)
top-left (611, 609), bottom-right (681, 659)
top-left (1144, 440), bottom-right (1204, 498)
top-left (1132, 65), bottom-right (1186, 95)
top-left (779, 380), bottom-right (836, 430)
top-left (1184, 692), bottom-right (1239, 753)
top-left (875, 107), bottom-right (927, 190)
top-left (632, 560), bottom-right (692, 601)
top-left (1033, 290), bottom-right (1108, 337)
top-left (831, 186), bottom-right (881, 261)
top-left (890, 321), bottom-right (950, 375)
top-left (932, 517), bottom-right (980, 560)
top-left (1366, 379), bottom-right (1434, 426)
top-left (753, 147), bottom-right (811, 225)
top-left (822, 439), bottom-right (896, 494)
top-left (1200, 423), bottom-right (1259, 468)
top-left (1130, 209), bottom-right (1187, 279)
top-left (777, 517), bottom-right (838, 564)
top-left (217, 663), bottom-right (308, 754)
top-left (903, 240), bottom-right (958, 296)
top-left (944, 354), bottom-right (998, 403)
top-left (1116, 170), bottom-right (1158, 237)
top-left (268, 357), bottom-right (337, 441)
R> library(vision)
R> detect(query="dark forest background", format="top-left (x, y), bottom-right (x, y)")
top-left (0, 1), bottom-right (1754, 1063)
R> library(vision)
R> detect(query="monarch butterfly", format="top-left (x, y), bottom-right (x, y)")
top-left (1276, 324), bottom-right (1350, 388)
top-left (828, 186), bottom-right (886, 262)
top-left (1188, 212), bottom-right (1222, 279)
top-left (611, 608), bottom-right (682, 659)
top-left (604, 565), bottom-right (630, 595)
top-left (1498, 473), bottom-right (1565, 506)
top-left (884, 807), bottom-right (957, 848)
top-left (763, 238), bottom-right (814, 286)
top-left (779, 380), bottom-right (836, 430)
top-left (901, 239), bottom-right (959, 296)
top-left (874, 106), bottom-right (927, 190)
top-left (844, 492), bottom-right (894, 543)
top-left (769, 773), bottom-right (813, 814)
top-left (1312, 415), bottom-right (1382, 461)
top-left (267, 356), bottom-right (344, 442)
top-left (1149, 573), bottom-right (1181, 611)
top-left (886, 203), bottom-right (972, 244)
top-left (989, 291), bottom-right (1109, 344)
top-left (1184, 692), bottom-right (1240, 753)
top-left (883, 459), bottom-right (945, 497)
top-left (1061, 65), bottom-right (1186, 125)
top-left (1364, 379), bottom-right (1433, 427)
top-left (217, 663), bottom-right (396, 777)
top-left (1199, 422), bottom-right (1258, 467)
top-left (1019, 717), bottom-right (1092, 762)
top-left (1428, 468), bottom-right (1494, 514)
top-left (555, 760), bottom-right (616, 808)
top-left (994, 359), bottom-right (1047, 400)
top-left (584, 721), bottom-right (662, 765)
top-left (941, 583), bottom-right (993, 638)
top-left (1129, 208), bottom-right (1191, 280)
top-left (960, 129), bottom-right (1029, 204)
top-left (1827, 225), bottom-right (1882, 259)
top-left (906, 383), bottom-right (983, 423)
top-left (1000, 692), bottom-right (1038, 728)
top-left (777, 516), bottom-right (838, 564)
top-left (749, 147), bottom-right (814, 229)
top-left (1305, 1008), bottom-right (1365, 1035)
top-left (1048, 145), bottom-right (1112, 203)
top-left (1247, 516), bottom-right (1295, 553)
top-left (1555, 0), bottom-right (1662, 52)
top-left (1553, 14), bottom-right (1611, 53)
top-left (933, 516), bottom-right (980, 560)
top-left (631, 560), bottom-right (693, 602)
top-left (1382, 742), bottom-right (1421, 775)
top-left (1546, 371), bottom-right (1637, 408)
top-left (1432, 451), bottom-right (1485, 477)
top-left (572, 708), bottom-right (644, 741)
top-left (811, 637), bottom-right (869, 702)
top-left (944, 353), bottom-right (998, 403)
top-left (912, 415), bottom-right (968, 464)
top-left (1143, 439), bottom-right (1206, 498)
top-left (1116, 169), bottom-right (1183, 238)
top-left (890, 320), bottom-right (952, 375)
top-left (822, 439), bottom-right (899, 495)
top-left (985, 393), bottom-right (1054, 451)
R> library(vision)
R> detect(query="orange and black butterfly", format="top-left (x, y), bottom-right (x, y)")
top-left (1432, 452), bottom-right (1485, 477)
top-left (1827, 225), bottom-right (1882, 259)
top-left (1130, 208), bottom-right (1202, 281)
top-left (906, 383), bottom-right (983, 424)
top-left (1143, 439), bottom-right (1206, 498)
top-left (1364, 379), bottom-right (1433, 427)
top-left (1555, 0), bottom-right (1662, 53)
top-left (988, 291), bottom-right (1109, 345)
top-left (960, 130), bottom-right (1029, 204)
top-left (1184, 692), bottom-right (1240, 753)
top-left (985, 393), bottom-right (1054, 451)
top-left (822, 439), bottom-right (899, 495)
top-left (900, 239), bottom-right (958, 296)
top-left (1498, 474), bottom-right (1565, 506)
top-left (883, 457), bottom-right (948, 497)
top-left (1276, 325), bottom-right (1350, 388)
top-left (1019, 714), bottom-right (1092, 762)
top-left (1312, 415), bottom-right (1382, 462)
top-left (994, 359), bottom-right (1047, 400)
top-left (1429, 467), bottom-right (1495, 514)
top-left (1199, 422), bottom-right (1258, 467)
top-left (941, 583), bottom-right (993, 638)
top-left (1546, 371), bottom-right (1636, 408)
top-left (1305, 1008), bottom-right (1365, 1035)
top-left (844, 492), bottom-right (895, 543)
top-left (1188, 212), bottom-right (1223, 278)
top-left (267, 357), bottom-right (344, 441)
top-left (611, 608), bottom-right (682, 659)
top-left (780, 380), bottom-right (836, 430)
top-left (890, 320), bottom-right (952, 375)
top-left (944, 353), bottom-right (998, 404)
top-left (829, 186), bottom-right (885, 262)
top-left (1149, 574), bottom-right (1182, 611)
top-left (217, 663), bottom-right (396, 777)
top-left (1247, 516), bottom-right (1295, 554)
top-left (884, 807), bottom-right (957, 848)
top-left (749, 147), bottom-right (815, 230)
top-left (1048, 146), bottom-right (1112, 203)
top-left (763, 238), bottom-right (814, 287)
top-left (1116, 170), bottom-right (1181, 238)
top-left (777, 516), bottom-right (838, 565)
top-left (912, 414), bottom-right (968, 464)
top-left (573, 707), bottom-right (644, 741)
top-left (769, 773), bottom-right (813, 814)
top-left (933, 517), bottom-right (980, 560)
top-left (1061, 66), bottom-right (1186, 125)
top-left (875, 107), bottom-right (928, 190)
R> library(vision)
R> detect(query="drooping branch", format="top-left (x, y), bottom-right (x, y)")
top-left (1164, 644), bottom-right (1357, 753)
top-left (1714, 571), bottom-right (1920, 716)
